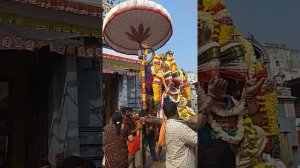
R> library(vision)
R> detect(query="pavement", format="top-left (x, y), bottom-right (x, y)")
top-left (129, 144), bottom-right (166, 168)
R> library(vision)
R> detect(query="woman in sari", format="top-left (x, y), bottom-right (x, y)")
top-left (103, 112), bottom-right (129, 168)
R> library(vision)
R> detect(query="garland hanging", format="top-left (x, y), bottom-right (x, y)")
top-left (209, 114), bottom-right (245, 144)
top-left (243, 117), bottom-right (259, 167)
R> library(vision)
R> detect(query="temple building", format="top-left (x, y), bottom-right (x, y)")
top-left (0, 0), bottom-right (103, 167)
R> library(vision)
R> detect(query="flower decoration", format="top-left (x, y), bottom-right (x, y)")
top-left (209, 114), bottom-right (244, 144)
top-left (244, 117), bottom-right (259, 166)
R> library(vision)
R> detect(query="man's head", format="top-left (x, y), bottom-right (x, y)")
top-left (121, 107), bottom-right (132, 117)
top-left (198, 140), bottom-right (236, 168)
top-left (163, 102), bottom-right (178, 119)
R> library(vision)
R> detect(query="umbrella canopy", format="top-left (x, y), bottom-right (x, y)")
top-left (103, 0), bottom-right (172, 55)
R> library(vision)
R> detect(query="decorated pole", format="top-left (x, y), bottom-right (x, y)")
top-left (141, 48), bottom-right (148, 110)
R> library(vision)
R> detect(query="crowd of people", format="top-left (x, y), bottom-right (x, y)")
top-left (102, 102), bottom-right (237, 168)
top-left (101, 77), bottom-right (236, 168)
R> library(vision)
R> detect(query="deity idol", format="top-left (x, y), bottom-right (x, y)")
top-left (198, 0), bottom-right (279, 167)
top-left (144, 46), bottom-right (195, 120)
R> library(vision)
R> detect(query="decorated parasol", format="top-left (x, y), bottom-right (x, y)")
top-left (103, 0), bottom-right (173, 109)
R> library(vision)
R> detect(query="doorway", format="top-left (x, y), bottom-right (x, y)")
top-left (0, 49), bottom-right (50, 168)
top-left (102, 73), bottom-right (119, 125)
top-left (0, 79), bottom-right (10, 168)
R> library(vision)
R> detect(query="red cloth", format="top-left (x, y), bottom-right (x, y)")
top-left (128, 135), bottom-right (140, 156)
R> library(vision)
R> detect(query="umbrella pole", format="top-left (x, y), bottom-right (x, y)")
top-left (141, 48), bottom-right (148, 110)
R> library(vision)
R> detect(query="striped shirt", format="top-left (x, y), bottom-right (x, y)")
top-left (165, 119), bottom-right (197, 168)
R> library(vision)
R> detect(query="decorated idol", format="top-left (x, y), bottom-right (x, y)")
top-left (198, 0), bottom-right (280, 167)
top-left (144, 48), bottom-right (195, 120)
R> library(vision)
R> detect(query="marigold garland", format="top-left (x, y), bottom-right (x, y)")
top-left (203, 0), bottom-right (223, 11)
top-left (256, 91), bottom-right (280, 157)
top-left (177, 95), bottom-right (195, 120)
top-left (244, 117), bottom-right (260, 167)
top-left (219, 25), bottom-right (234, 46)
top-left (200, 0), bottom-right (234, 46)
top-left (239, 36), bottom-right (258, 78)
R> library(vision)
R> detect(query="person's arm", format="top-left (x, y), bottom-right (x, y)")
top-left (184, 113), bottom-right (208, 131)
top-left (144, 116), bottom-right (163, 125)
top-left (245, 78), bottom-right (265, 115)
top-left (246, 98), bottom-right (259, 116)
top-left (180, 124), bottom-right (198, 147)
top-left (131, 120), bottom-right (142, 133)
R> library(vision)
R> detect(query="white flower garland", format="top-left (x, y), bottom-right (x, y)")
top-left (209, 114), bottom-right (245, 144)
top-left (210, 98), bottom-right (247, 117)
top-left (169, 94), bottom-right (180, 103)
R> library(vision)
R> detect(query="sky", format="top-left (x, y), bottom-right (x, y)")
top-left (225, 0), bottom-right (300, 49)
top-left (153, 0), bottom-right (198, 72)
top-left (117, 0), bottom-right (198, 72)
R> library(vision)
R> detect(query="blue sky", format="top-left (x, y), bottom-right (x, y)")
top-left (153, 0), bottom-right (198, 72)
top-left (225, 0), bottom-right (300, 49)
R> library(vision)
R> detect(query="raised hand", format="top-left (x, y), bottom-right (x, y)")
top-left (246, 77), bottom-right (265, 98)
top-left (207, 76), bottom-right (227, 99)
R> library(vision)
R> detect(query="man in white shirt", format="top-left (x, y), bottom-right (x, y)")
top-left (164, 102), bottom-right (198, 168)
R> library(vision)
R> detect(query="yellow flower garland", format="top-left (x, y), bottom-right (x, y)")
top-left (203, 0), bottom-right (223, 11)
top-left (256, 92), bottom-right (279, 136)
top-left (239, 36), bottom-right (258, 78)
top-left (244, 117), bottom-right (260, 166)
top-left (219, 25), bottom-right (234, 46)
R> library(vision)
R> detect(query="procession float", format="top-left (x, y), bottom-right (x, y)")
top-left (198, 0), bottom-right (280, 167)
top-left (103, 0), bottom-right (195, 120)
